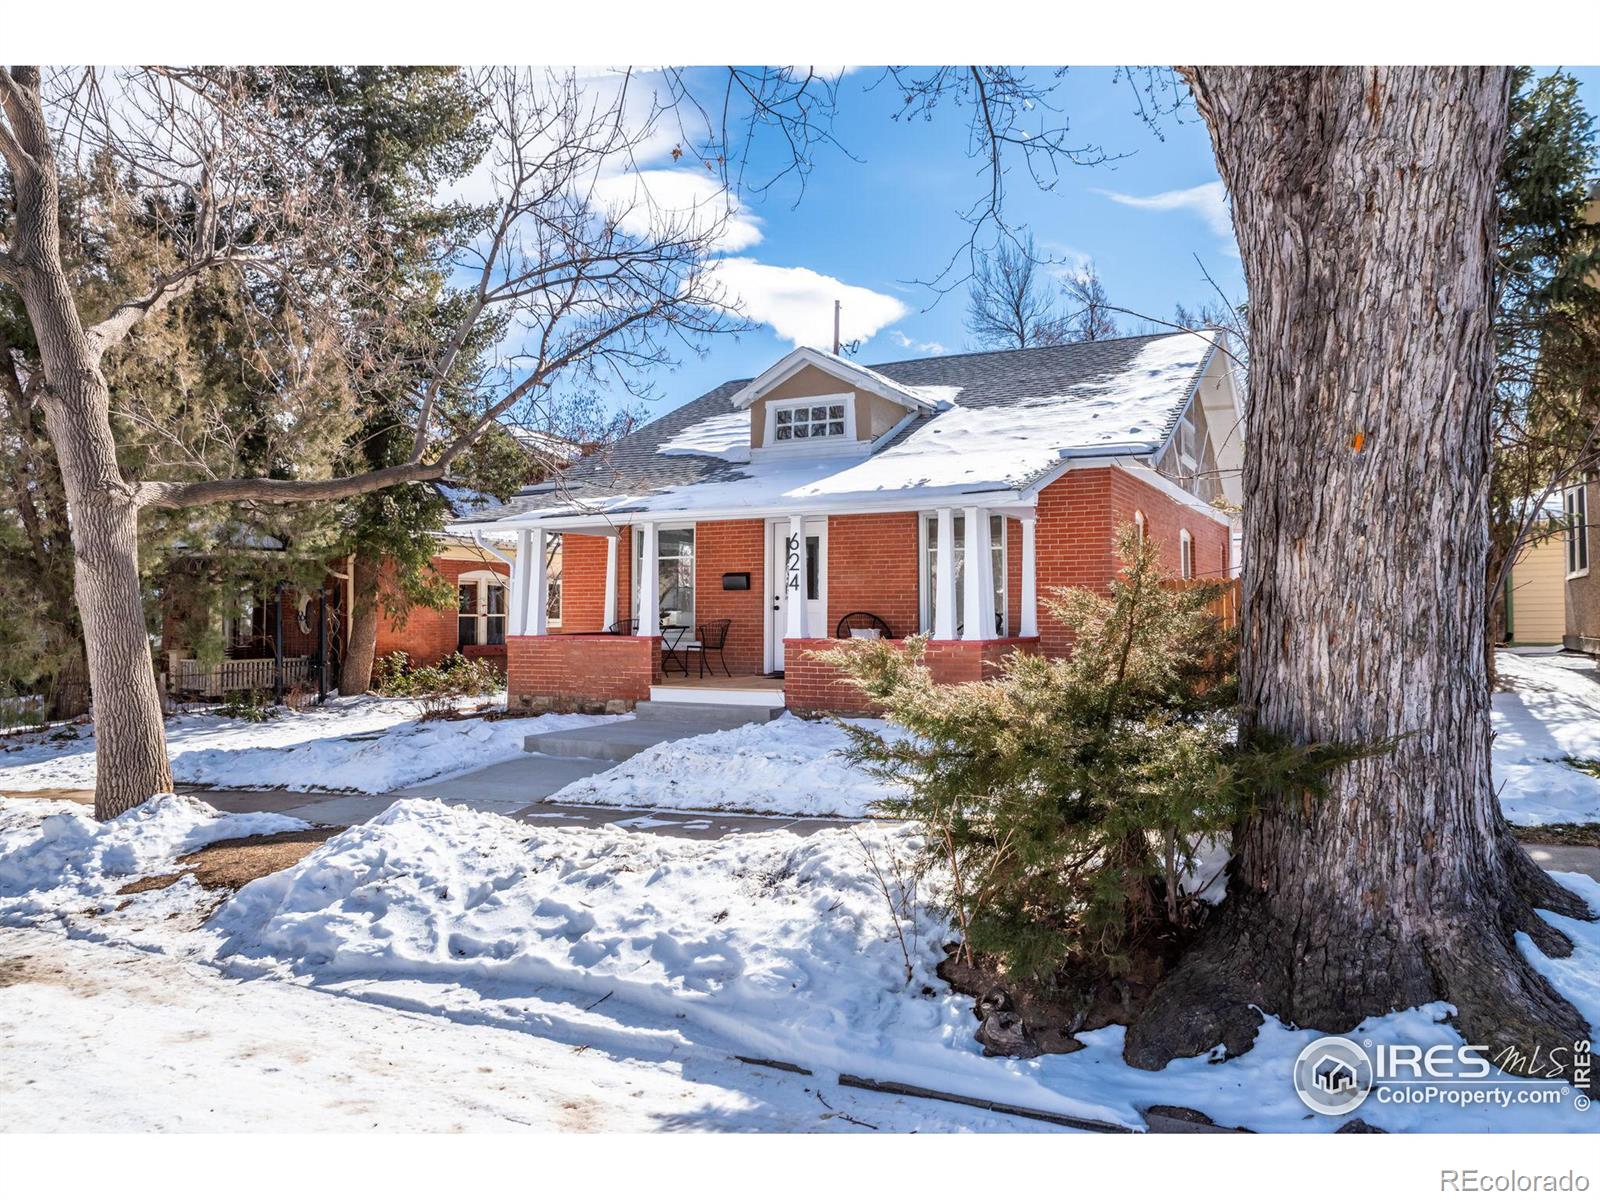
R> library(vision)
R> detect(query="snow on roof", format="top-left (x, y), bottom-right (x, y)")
top-left (659, 409), bottom-right (751, 460)
top-left (454, 331), bottom-right (1222, 529)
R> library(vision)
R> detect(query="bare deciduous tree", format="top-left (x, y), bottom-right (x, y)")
top-left (1, 66), bottom-right (736, 818)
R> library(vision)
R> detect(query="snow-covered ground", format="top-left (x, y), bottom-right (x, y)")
top-left (0, 925), bottom-right (1032, 1133)
top-left (0, 695), bottom-right (626, 795)
top-left (2, 792), bottom-right (1595, 1133)
top-left (551, 713), bottom-right (904, 817)
top-left (1493, 651), bottom-right (1600, 826)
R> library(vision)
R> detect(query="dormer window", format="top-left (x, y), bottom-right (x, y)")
top-left (774, 400), bottom-right (847, 442)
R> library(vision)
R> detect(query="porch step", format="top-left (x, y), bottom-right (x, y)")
top-left (643, 681), bottom-right (780, 710)
top-left (524, 704), bottom-right (784, 764)
top-left (633, 700), bottom-right (785, 724)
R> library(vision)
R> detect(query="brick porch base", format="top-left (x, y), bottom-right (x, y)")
top-left (506, 634), bottom-right (660, 712)
top-left (782, 636), bottom-right (1041, 716)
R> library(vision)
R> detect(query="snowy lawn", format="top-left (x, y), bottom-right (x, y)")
top-left (551, 712), bottom-right (905, 817)
top-left (1493, 651), bottom-right (1600, 827)
top-left (3, 791), bottom-right (1594, 1133)
top-left (0, 694), bottom-right (627, 795)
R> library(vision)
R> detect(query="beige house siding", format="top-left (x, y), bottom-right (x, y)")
top-left (1506, 534), bottom-right (1568, 644)
top-left (1566, 474), bottom-right (1600, 654)
top-left (748, 363), bottom-right (909, 449)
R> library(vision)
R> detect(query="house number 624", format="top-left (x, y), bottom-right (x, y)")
top-left (786, 534), bottom-right (801, 593)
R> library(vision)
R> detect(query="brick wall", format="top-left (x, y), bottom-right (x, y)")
top-left (1106, 468), bottom-right (1230, 582)
top-left (1033, 466), bottom-right (1231, 657)
top-left (505, 633), bottom-right (658, 710)
top-left (375, 556), bottom-right (509, 666)
top-left (558, 533), bottom-right (612, 633)
top-left (827, 512), bottom-right (922, 639)
top-left (694, 519), bottom-right (768, 674)
top-left (783, 636), bottom-right (1041, 716)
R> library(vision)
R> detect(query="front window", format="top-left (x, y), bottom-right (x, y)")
top-left (1567, 484), bottom-right (1591, 577)
top-left (457, 583), bottom-right (478, 647)
top-left (773, 400), bottom-right (846, 442)
top-left (457, 571), bottom-right (510, 648)
top-left (545, 533), bottom-right (563, 624)
top-left (636, 526), bottom-right (696, 632)
top-left (1180, 530), bottom-right (1195, 580)
top-left (922, 513), bottom-right (1006, 637)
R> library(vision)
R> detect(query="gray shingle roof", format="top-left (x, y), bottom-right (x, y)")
top-left (462, 332), bottom-right (1208, 523)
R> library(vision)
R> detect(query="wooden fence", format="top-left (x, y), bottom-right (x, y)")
top-left (168, 656), bottom-right (313, 698)
top-left (1165, 575), bottom-right (1242, 629)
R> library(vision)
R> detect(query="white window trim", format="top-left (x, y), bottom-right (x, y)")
top-left (1566, 484), bottom-right (1591, 580)
top-left (753, 393), bottom-right (860, 460)
top-left (632, 522), bottom-right (697, 631)
top-left (1133, 510), bottom-right (1147, 547)
top-left (917, 512), bottom-right (1008, 636)
top-left (543, 534), bottom-right (564, 626)
top-left (1177, 413), bottom-right (1198, 471)
top-left (1180, 529), bottom-right (1195, 580)
top-left (457, 569), bottom-right (511, 647)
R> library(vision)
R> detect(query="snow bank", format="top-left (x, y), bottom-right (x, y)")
top-left (550, 713), bottom-right (904, 817)
top-left (1493, 652), bottom-right (1600, 826)
top-left (211, 797), bottom-right (1600, 1132)
top-left (0, 696), bottom-right (627, 795)
top-left (0, 793), bottom-right (306, 917)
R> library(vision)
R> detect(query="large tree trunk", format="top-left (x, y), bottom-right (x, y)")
top-left (4, 68), bottom-right (173, 819)
top-left (338, 553), bottom-right (383, 696)
top-left (1127, 68), bottom-right (1592, 1078)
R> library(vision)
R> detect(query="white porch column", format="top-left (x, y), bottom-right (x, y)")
top-left (1019, 514), bottom-right (1038, 638)
top-left (784, 514), bottom-right (807, 639)
top-left (529, 527), bottom-right (549, 636)
top-left (602, 534), bottom-right (619, 630)
top-left (637, 522), bottom-right (660, 637)
top-left (962, 505), bottom-right (990, 641)
top-left (509, 529), bottom-right (532, 636)
top-left (933, 507), bottom-right (957, 640)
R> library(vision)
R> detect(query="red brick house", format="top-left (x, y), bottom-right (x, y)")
top-left (453, 332), bottom-right (1243, 716)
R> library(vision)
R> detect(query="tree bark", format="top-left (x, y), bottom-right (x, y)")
top-left (3, 68), bottom-right (172, 817)
top-left (339, 553), bottom-right (383, 697)
top-left (1126, 68), bottom-right (1592, 1079)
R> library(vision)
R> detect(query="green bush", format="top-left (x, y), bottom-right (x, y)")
top-left (372, 651), bottom-right (504, 710)
top-left (217, 690), bottom-right (277, 722)
top-left (818, 524), bottom-right (1357, 986)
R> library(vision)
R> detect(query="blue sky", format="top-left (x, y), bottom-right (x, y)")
top-left (580, 66), bottom-right (1600, 422)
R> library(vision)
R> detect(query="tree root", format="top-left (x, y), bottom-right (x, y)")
top-left (1124, 837), bottom-right (1594, 1092)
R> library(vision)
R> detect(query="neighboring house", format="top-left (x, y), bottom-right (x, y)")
top-left (1499, 504), bottom-right (1571, 647)
top-left (158, 538), bottom-right (352, 699)
top-left (1565, 471), bottom-right (1599, 655)
top-left (159, 432), bottom-right (581, 697)
top-left (454, 331), bottom-right (1244, 716)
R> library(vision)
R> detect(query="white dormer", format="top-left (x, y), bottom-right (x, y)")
top-left (730, 346), bottom-right (937, 461)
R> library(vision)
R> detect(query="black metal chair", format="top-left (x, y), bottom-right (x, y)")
top-left (693, 618), bottom-right (732, 677)
top-left (660, 625), bottom-right (692, 676)
top-left (607, 617), bottom-right (639, 635)
top-left (835, 611), bottom-right (894, 640)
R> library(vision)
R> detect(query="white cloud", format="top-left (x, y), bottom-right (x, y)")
top-left (888, 330), bottom-right (948, 356)
top-left (591, 168), bottom-right (763, 253)
top-left (1098, 181), bottom-right (1234, 241)
top-left (710, 259), bottom-right (909, 348)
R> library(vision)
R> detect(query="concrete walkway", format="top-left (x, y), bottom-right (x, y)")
top-left (169, 769), bottom-right (860, 841)
top-left (1522, 843), bottom-right (1600, 884)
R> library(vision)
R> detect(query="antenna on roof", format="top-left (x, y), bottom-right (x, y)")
top-left (833, 299), bottom-right (841, 355)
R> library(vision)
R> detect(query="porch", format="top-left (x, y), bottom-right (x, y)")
top-left (498, 498), bottom-right (1044, 716)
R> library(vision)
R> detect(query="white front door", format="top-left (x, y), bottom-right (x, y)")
top-left (768, 518), bottom-right (827, 672)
